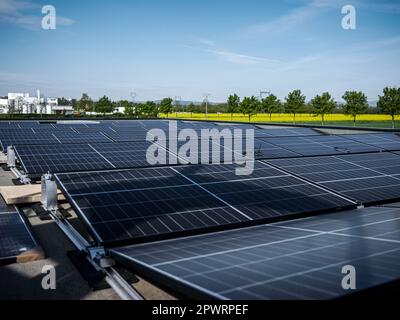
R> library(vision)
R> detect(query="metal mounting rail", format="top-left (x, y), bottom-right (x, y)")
top-left (48, 210), bottom-right (143, 300)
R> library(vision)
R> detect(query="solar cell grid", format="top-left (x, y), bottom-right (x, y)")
top-left (254, 127), bottom-right (320, 138)
top-left (344, 133), bottom-right (400, 151)
top-left (55, 160), bottom-right (355, 245)
top-left (0, 132), bottom-right (60, 151)
top-left (336, 152), bottom-right (400, 176)
top-left (0, 210), bottom-right (39, 266)
top-left (92, 141), bottom-right (170, 169)
top-left (56, 167), bottom-right (249, 244)
top-left (103, 130), bottom-right (151, 142)
top-left (110, 207), bottom-right (400, 300)
top-left (52, 131), bottom-right (112, 144)
top-left (15, 144), bottom-right (114, 175)
top-left (268, 153), bottom-right (400, 204)
top-left (17, 121), bottom-right (43, 127)
top-left (260, 135), bottom-right (380, 156)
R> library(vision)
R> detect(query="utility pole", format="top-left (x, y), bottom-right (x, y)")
top-left (130, 92), bottom-right (136, 104)
top-left (260, 90), bottom-right (270, 100)
top-left (203, 93), bottom-right (211, 120)
top-left (174, 96), bottom-right (181, 118)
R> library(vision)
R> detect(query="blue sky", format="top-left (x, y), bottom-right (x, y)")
top-left (0, 0), bottom-right (399, 102)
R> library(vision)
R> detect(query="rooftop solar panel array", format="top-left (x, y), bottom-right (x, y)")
top-left (3, 119), bottom-right (400, 299)
top-left (111, 206), bottom-right (400, 299)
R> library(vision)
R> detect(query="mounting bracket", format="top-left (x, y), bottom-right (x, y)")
top-left (41, 173), bottom-right (58, 211)
top-left (6, 146), bottom-right (16, 168)
top-left (88, 247), bottom-right (115, 268)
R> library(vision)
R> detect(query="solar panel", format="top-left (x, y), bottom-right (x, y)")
top-left (90, 141), bottom-right (170, 169)
top-left (55, 168), bottom-right (249, 245)
top-left (254, 127), bottom-right (321, 138)
top-left (0, 209), bottom-right (40, 266)
top-left (0, 122), bottom-right (22, 128)
top-left (253, 139), bottom-right (301, 159)
top-left (176, 161), bottom-right (354, 220)
top-left (55, 161), bottom-right (354, 245)
top-left (0, 196), bottom-right (15, 214)
top-left (343, 133), bottom-right (400, 151)
top-left (103, 130), bottom-right (151, 142)
top-left (73, 126), bottom-right (113, 133)
top-left (260, 135), bottom-right (380, 156)
top-left (32, 127), bottom-right (76, 133)
top-left (110, 206), bottom-right (400, 299)
top-left (344, 133), bottom-right (400, 151)
top-left (14, 144), bottom-right (115, 175)
top-left (268, 152), bottom-right (400, 204)
top-left (17, 121), bottom-right (46, 128)
top-left (52, 132), bottom-right (112, 144)
top-left (165, 138), bottom-right (241, 164)
top-left (0, 131), bottom-right (60, 151)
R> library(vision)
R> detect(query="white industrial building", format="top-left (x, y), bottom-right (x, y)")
top-left (0, 91), bottom-right (74, 115)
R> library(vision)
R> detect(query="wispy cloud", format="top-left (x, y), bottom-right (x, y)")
top-left (207, 49), bottom-right (280, 65)
top-left (197, 38), bottom-right (215, 47)
top-left (278, 35), bottom-right (400, 72)
top-left (0, 0), bottom-right (75, 30)
top-left (242, 0), bottom-right (349, 37)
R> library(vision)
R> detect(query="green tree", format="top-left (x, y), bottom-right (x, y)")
top-left (284, 90), bottom-right (306, 123)
top-left (310, 92), bottom-right (336, 125)
top-left (227, 94), bottom-right (240, 120)
top-left (239, 96), bottom-right (259, 122)
top-left (377, 87), bottom-right (400, 128)
top-left (261, 94), bottom-right (281, 121)
top-left (159, 98), bottom-right (174, 117)
top-left (77, 93), bottom-right (93, 113)
top-left (124, 105), bottom-right (134, 117)
top-left (342, 91), bottom-right (369, 126)
top-left (95, 95), bottom-right (114, 115)
top-left (187, 102), bottom-right (196, 117)
top-left (134, 103), bottom-right (145, 117)
top-left (143, 101), bottom-right (159, 117)
top-left (119, 100), bottom-right (134, 117)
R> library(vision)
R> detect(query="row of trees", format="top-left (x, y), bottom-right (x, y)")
top-left (227, 88), bottom-right (400, 127)
top-left (69, 87), bottom-right (400, 127)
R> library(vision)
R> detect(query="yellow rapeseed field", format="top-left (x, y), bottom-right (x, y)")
top-left (159, 113), bottom-right (399, 123)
